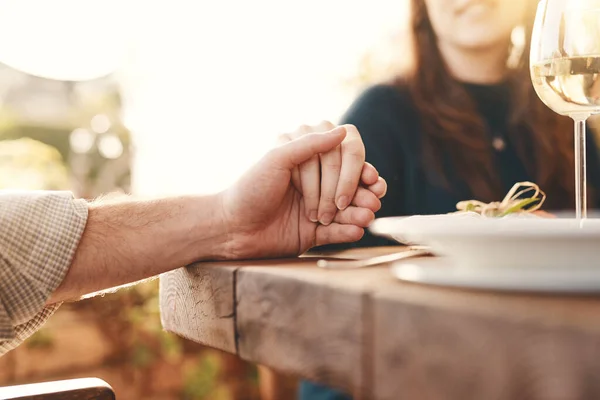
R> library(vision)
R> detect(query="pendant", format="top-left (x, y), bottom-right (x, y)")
top-left (492, 137), bottom-right (506, 151)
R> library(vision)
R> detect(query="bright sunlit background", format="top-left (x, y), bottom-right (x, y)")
top-left (0, 0), bottom-right (410, 196)
top-left (120, 0), bottom-right (411, 195)
top-left (0, 3), bottom-right (410, 396)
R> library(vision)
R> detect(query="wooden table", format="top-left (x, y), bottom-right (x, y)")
top-left (159, 247), bottom-right (600, 400)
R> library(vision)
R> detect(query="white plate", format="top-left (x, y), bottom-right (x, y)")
top-left (369, 214), bottom-right (600, 273)
top-left (391, 257), bottom-right (600, 293)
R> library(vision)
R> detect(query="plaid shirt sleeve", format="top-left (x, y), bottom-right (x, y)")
top-left (0, 191), bottom-right (88, 356)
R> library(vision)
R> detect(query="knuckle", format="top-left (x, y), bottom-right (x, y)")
top-left (304, 192), bottom-right (320, 201)
top-left (296, 124), bottom-right (312, 134)
top-left (346, 148), bottom-right (365, 162)
top-left (348, 209), bottom-right (361, 224)
top-left (323, 162), bottom-right (342, 172)
top-left (319, 120), bottom-right (335, 129)
top-left (277, 133), bottom-right (292, 143)
top-left (343, 137), bottom-right (366, 153)
top-left (320, 194), bottom-right (337, 203)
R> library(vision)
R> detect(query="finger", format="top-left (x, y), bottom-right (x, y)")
top-left (351, 187), bottom-right (381, 212)
top-left (315, 223), bottom-right (364, 247)
top-left (278, 133), bottom-right (302, 192)
top-left (292, 167), bottom-right (301, 193)
top-left (312, 120), bottom-right (339, 224)
top-left (335, 124), bottom-right (366, 211)
top-left (300, 155), bottom-right (320, 222)
top-left (295, 123), bottom-right (323, 222)
top-left (289, 124), bottom-right (324, 219)
top-left (268, 126), bottom-right (346, 170)
top-left (367, 176), bottom-right (387, 199)
top-left (333, 206), bottom-right (375, 227)
top-left (317, 145), bottom-right (342, 226)
top-left (361, 162), bottom-right (379, 186)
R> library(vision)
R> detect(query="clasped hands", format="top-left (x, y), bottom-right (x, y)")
top-left (220, 121), bottom-right (387, 259)
top-left (280, 121), bottom-right (386, 227)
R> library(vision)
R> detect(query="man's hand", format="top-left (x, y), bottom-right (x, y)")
top-left (49, 125), bottom-right (387, 303)
top-left (220, 125), bottom-right (387, 259)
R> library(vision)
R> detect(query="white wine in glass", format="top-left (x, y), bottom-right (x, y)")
top-left (530, 0), bottom-right (600, 219)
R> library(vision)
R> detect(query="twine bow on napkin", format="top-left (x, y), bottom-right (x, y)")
top-left (455, 181), bottom-right (546, 217)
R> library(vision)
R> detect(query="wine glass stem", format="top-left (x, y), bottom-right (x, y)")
top-left (573, 116), bottom-right (588, 220)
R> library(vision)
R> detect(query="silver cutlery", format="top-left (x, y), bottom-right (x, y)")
top-left (316, 247), bottom-right (433, 270)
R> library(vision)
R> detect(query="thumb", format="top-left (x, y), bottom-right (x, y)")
top-left (269, 126), bottom-right (346, 170)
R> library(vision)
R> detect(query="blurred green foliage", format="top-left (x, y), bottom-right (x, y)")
top-left (183, 354), bottom-right (222, 400)
top-left (0, 71), bottom-right (130, 195)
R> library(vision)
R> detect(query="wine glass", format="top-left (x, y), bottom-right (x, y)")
top-left (530, 0), bottom-right (600, 219)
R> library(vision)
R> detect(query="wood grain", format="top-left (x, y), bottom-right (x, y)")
top-left (372, 279), bottom-right (600, 400)
top-left (237, 266), bottom-right (363, 393)
top-left (234, 256), bottom-right (398, 396)
top-left (160, 246), bottom-right (600, 399)
top-left (159, 263), bottom-right (237, 353)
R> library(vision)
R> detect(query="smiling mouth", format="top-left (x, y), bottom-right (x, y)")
top-left (455, 0), bottom-right (495, 15)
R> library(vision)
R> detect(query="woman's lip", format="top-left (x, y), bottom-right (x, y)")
top-left (454, 0), bottom-right (494, 15)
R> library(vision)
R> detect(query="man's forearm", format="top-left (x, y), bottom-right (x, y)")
top-left (48, 194), bottom-right (228, 304)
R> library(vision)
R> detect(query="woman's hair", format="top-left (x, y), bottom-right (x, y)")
top-left (402, 0), bottom-right (576, 208)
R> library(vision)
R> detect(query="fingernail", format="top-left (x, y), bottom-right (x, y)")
top-left (320, 213), bottom-right (334, 226)
top-left (377, 177), bottom-right (386, 198)
top-left (309, 210), bottom-right (318, 222)
top-left (336, 196), bottom-right (350, 210)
